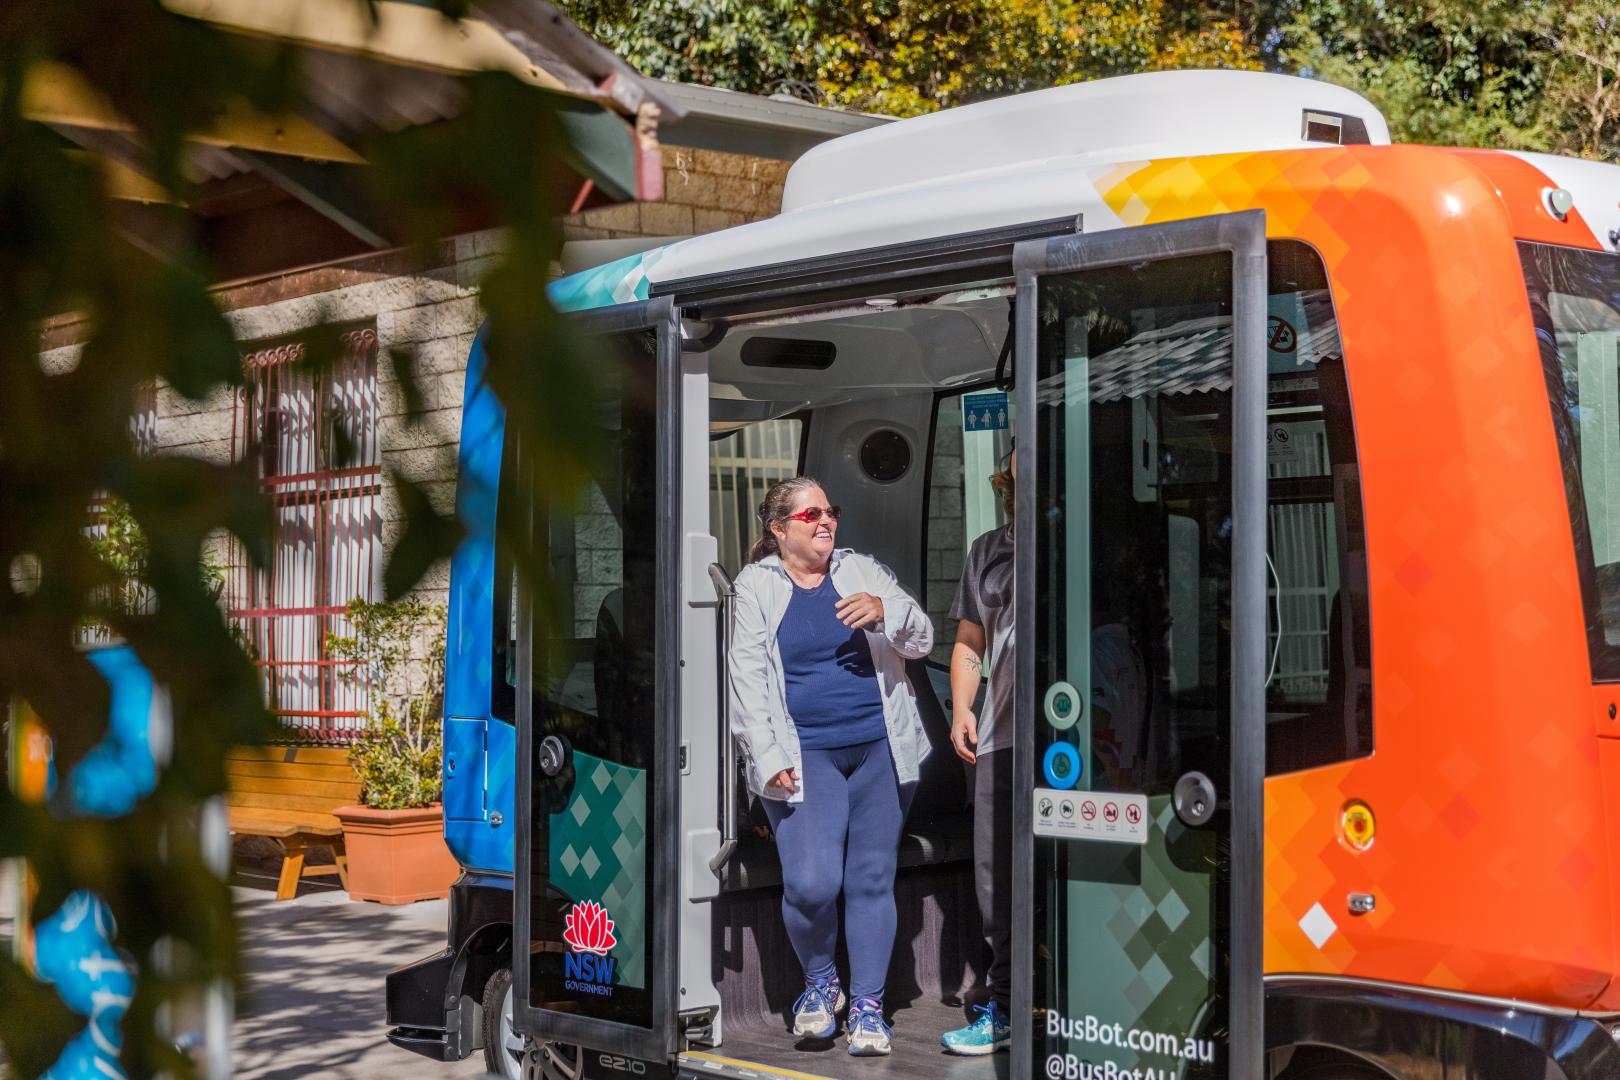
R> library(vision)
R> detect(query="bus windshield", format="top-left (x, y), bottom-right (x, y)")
top-left (1522, 242), bottom-right (1620, 678)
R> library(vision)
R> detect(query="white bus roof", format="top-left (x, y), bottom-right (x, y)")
top-left (634, 71), bottom-right (1388, 288)
top-left (781, 69), bottom-right (1389, 213)
top-left (551, 71), bottom-right (1616, 308)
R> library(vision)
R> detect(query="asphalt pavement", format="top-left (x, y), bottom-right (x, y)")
top-left (1, 857), bottom-right (497, 1078)
top-left (232, 865), bottom-right (492, 1079)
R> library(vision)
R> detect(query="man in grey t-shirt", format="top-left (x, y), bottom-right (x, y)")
top-left (940, 451), bottom-right (1016, 1056)
top-left (949, 525), bottom-right (1014, 756)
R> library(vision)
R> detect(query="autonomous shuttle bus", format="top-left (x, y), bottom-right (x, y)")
top-left (383, 69), bottom-right (1620, 1079)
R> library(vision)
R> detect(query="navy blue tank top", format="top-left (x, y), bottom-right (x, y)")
top-left (776, 576), bottom-right (888, 750)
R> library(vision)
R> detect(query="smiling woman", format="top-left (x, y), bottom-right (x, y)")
top-left (725, 475), bottom-right (935, 1056)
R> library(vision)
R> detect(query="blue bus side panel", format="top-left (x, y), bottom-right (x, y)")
top-left (447, 331), bottom-right (502, 723)
top-left (442, 717), bottom-right (486, 821)
top-left (445, 719), bottom-right (514, 871)
top-left (444, 330), bottom-right (513, 871)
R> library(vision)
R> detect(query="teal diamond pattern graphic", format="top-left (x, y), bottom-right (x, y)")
top-left (549, 750), bottom-right (649, 988)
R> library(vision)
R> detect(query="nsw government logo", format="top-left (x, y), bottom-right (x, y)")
top-left (562, 900), bottom-right (618, 997)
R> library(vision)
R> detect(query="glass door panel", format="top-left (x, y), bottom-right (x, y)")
top-left (512, 297), bottom-right (680, 1064)
top-left (1013, 214), bottom-right (1267, 1080)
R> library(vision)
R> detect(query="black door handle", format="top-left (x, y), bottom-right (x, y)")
top-left (538, 735), bottom-right (569, 778)
top-left (1173, 771), bottom-right (1217, 827)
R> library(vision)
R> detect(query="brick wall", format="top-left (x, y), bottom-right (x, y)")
top-left (562, 146), bottom-right (788, 241)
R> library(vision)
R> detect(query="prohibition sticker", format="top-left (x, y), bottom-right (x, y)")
top-left (1267, 423), bottom-right (1301, 464)
top-left (1034, 788), bottom-right (1148, 845)
top-left (1044, 681), bottom-right (1082, 730)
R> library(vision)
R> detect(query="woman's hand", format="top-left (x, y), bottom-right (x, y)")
top-left (950, 710), bottom-right (979, 764)
top-left (767, 768), bottom-right (799, 795)
top-left (834, 592), bottom-right (884, 630)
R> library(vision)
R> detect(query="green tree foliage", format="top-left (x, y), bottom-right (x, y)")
top-left (1535, 1), bottom-right (1620, 161)
top-left (559, 0), bottom-right (1260, 117)
top-left (1279, 0), bottom-right (1619, 160)
top-left (327, 598), bottom-right (447, 811)
top-left (814, 0), bottom-right (1261, 117)
top-left (564, 0), bottom-right (1617, 160)
top-left (0, 2), bottom-right (593, 1075)
top-left (1278, 0), bottom-right (1548, 148)
top-left (560, 0), bottom-right (819, 92)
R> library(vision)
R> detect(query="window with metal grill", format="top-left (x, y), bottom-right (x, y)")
top-left (227, 328), bottom-right (382, 742)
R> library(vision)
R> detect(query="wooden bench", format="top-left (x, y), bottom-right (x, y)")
top-left (226, 745), bottom-right (360, 901)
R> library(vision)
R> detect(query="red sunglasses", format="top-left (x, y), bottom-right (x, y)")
top-left (786, 505), bottom-right (842, 524)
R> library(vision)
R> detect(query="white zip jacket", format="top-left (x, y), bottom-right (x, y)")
top-left (727, 549), bottom-right (935, 804)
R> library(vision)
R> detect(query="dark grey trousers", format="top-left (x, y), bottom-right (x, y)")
top-left (974, 747), bottom-right (1014, 1009)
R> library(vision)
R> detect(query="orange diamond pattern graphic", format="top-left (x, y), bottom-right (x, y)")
top-left (1095, 145), bottom-right (1618, 1009)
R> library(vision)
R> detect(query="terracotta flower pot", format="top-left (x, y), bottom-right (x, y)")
top-left (333, 804), bottom-right (459, 904)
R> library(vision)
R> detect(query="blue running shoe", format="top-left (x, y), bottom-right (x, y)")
top-left (791, 978), bottom-right (845, 1039)
top-left (941, 1001), bottom-right (1011, 1056)
top-left (847, 997), bottom-right (892, 1056)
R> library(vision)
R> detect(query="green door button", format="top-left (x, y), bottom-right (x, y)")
top-left (1044, 681), bottom-right (1082, 730)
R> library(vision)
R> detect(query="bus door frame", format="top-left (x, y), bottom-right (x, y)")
top-left (511, 294), bottom-right (684, 1064)
top-left (1009, 211), bottom-right (1269, 1078)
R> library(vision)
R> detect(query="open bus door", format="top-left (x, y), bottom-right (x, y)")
top-left (510, 296), bottom-right (688, 1077)
top-left (1011, 212), bottom-right (1268, 1079)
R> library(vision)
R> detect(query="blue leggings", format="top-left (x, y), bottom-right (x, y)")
top-left (762, 738), bottom-right (915, 1002)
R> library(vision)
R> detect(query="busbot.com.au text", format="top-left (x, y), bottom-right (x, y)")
top-left (1045, 1009), bottom-right (1217, 1079)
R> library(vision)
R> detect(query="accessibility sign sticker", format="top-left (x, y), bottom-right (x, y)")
top-left (963, 392), bottom-right (1009, 431)
top-left (1043, 742), bottom-right (1083, 790)
top-left (1034, 788), bottom-right (1149, 845)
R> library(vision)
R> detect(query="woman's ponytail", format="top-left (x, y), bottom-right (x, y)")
top-left (748, 475), bottom-right (823, 563)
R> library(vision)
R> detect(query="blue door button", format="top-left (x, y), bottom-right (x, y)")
top-left (1043, 742), bottom-right (1083, 790)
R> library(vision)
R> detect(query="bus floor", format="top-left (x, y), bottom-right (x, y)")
top-left (679, 998), bottom-right (1006, 1080)
top-left (695, 862), bottom-right (999, 1079)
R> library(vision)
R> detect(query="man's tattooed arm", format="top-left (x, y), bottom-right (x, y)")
top-left (964, 652), bottom-right (983, 674)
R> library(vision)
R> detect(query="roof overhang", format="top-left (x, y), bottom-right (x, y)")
top-left (22, 0), bottom-right (669, 275)
top-left (652, 80), bottom-right (889, 162)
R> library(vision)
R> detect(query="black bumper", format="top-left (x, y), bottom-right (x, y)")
top-left (1267, 976), bottom-right (1620, 1079)
top-left (385, 1026), bottom-right (457, 1062)
top-left (383, 874), bottom-right (514, 1063)
top-left (385, 946), bottom-right (479, 1062)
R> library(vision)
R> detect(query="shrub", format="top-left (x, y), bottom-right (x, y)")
top-left (326, 597), bottom-right (447, 810)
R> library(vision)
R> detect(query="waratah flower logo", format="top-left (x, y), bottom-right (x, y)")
top-left (562, 900), bottom-right (617, 956)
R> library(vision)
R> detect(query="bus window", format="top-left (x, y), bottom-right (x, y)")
top-left (925, 389), bottom-right (1014, 667)
top-left (708, 417), bottom-right (804, 576)
top-left (489, 339), bottom-right (659, 777)
top-left (1261, 240), bottom-right (1373, 775)
top-left (1522, 242), bottom-right (1620, 679)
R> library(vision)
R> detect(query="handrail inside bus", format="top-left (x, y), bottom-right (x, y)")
top-left (706, 562), bottom-right (739, 877)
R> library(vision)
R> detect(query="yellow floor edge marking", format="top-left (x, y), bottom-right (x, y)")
top-left (678, 1050), bottom-right (837, 1080)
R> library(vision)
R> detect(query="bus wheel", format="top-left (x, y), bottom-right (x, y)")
top-left (481, 967), bottom-right (584, 1080)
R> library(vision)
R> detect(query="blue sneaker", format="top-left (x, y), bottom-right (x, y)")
top-left (846, 997), bottom-right (892, 1056)
top-left (941, 1001), bottom-right (1011, 1055)
top-left (791, 978), bottom-right (845, 1039)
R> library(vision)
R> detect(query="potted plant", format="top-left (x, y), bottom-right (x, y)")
top-left (327, 596), bottom-right (459, 904)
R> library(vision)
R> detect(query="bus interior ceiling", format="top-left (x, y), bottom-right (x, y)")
top-left (694, 291), bottom-right (1011, 1075)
